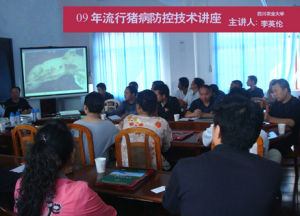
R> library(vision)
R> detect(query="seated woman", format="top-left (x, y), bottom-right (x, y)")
top-left (14, 120), bottom-right (117, 216)
top-left (108, 86), bottom-right (137, 119)
top-left (120, 90), bottom-right (172, 170)
top-left (74, 92), bottom-right (119, 164)
top-left (185, 85), bottom-right (215, 118)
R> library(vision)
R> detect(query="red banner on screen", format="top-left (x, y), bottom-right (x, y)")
top-left (63, 7), bottom-right (300, 32)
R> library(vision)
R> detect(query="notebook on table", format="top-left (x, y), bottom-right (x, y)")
top-left (172, 130), bottom-right (194, 141)
top-left (96, 168), bottom-right (155, 191)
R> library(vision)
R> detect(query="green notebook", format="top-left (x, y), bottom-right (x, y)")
top-left (96, 168), bottom-right (155, 190)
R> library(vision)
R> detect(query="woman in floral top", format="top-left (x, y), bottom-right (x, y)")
top-left (121, 90), bottom-right (172, 170)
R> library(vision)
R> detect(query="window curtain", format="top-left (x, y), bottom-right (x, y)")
top-left (214, 33), bottom-right (298, 93)
top-left (93, 33), bottom-right (160, 100)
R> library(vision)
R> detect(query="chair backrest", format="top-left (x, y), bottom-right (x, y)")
top-left (251, 97), bottom-right (270, 112)
top-left (11, 124), bottom-right (38, 156)
top-left (211, 136), bottom-right (264, 157)
top-left (67, 124), bottom-right (95, 165)
top-left (177, 98), bottom-right (187, 114)
top-left (115, 127), bottom-right (162, 170)
top-left (104, 99), bottom-right (120, 112)
top-left (0, 206), bottom-right (15, 216)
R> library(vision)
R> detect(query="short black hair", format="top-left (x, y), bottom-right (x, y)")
top-left (84, 92), bottom-right (104, 114)
top-left (231, 80), bottom-right (243, 88)
top-left (96, 83), bottom-right (106, 91)
top-left (248, 75), bottom-right (258, 85)
top-left (126, 85), bottom-right (138, 96)
top-left (271, 79), bottom-right (291, 93)
top-left (193, 78), bottom-right (205, 88)
top-left (153, 84), bottom-right (170, 98)
top-left (179, 77), bottom-right (189, 89)
top-left (11, 86), bottom-right (21, 92)
top-left (129, 81), bottom-right (138, 91)
top-left (152, 80), bottom-right (164, 89)
top-left (213, 95), bottom-right (263, 150)
top-left (229, 87), bottom-right (251, 99)
top-left (210, 84), bottom-right (219, 94)
top-left (136, 90), bottom-right (158, 116)
top-left (200, 84), bottom-right (211, 91)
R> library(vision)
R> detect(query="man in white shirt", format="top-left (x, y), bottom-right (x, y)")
top-left (184, 78), bottom-right (204, 108)
top-left (174, 77), bottom-right (190, 100)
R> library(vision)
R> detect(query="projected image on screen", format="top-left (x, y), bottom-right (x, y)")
top-left (21, 47), bottom-right (88, 97)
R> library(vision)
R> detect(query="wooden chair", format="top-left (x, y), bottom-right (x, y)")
top-left (115, 127), bottom-right (162, 170)
top-left (177, 98), bottom-right (187, 114)
top-left (67, 124), bottom-right (95, 165)
top-left (211, 136), bottom-right (264, 157)
top-left (104, 99), bottom-right (120, 112)
top-left (251, 97), bottom-right (270, 112)
top-left (11, 124), bottom-right (38, 156)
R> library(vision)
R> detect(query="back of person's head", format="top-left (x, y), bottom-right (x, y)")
top-left (210, 84), bottom-right (219, 95)
top-left (229, 87), bottom-right (251, 99)
top-left (153, 83), bottom-right (170, 98)
top-left (136, 90), bottom-right (158, 116)
top-left (248, 75), bottom-right (257, 85)
top-left (179, 77), bottom-right (189, 89)
top-left (84, 92), bottom-right (104, 114)
top-left (152, 80), bottom-right (164, 90)
top-left (193, 78), bottom-right (205, 88)
top-left (96, 83), bottom-right (106, 91)
top-left (129, 81), bottom-right (138, 91)
top-left (16, 120), bottom-right (74, 216)
top-left (231, 80), bottom-right (243, 89)
top-left (271, 79), bottom-right (291, 93)
top-left (126, 85), bottom-right (138, 96)
top-left (213, 95), bottom-right (263, 150)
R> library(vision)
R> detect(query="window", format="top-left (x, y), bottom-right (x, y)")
top-left (93, 33), bottom-right (160, 100)
top-left (213, 33), bottom-right (298, 93)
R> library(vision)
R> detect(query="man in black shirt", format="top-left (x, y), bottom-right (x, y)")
top-left (265, 79), bottom-right (300, 155)
top-left (96, 83), bottom-right (114, 100)
top-left (185, 85), bottom-right (215, 118)
top-left (163, 95), bottom-right (282, 216)
top-left (4, 87), bottom-right (32, 117)
top-left (246, 75), bottom-right (264, 98)
top-left (153, 84), bottom-right (181, 121)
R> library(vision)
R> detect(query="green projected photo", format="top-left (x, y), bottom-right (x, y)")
top-left (21, 47), bottom-right (88, 98)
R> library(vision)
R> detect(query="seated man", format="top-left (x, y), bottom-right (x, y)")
top-left (153, 84), bottom-right (181, 121)
top-left (264, 79), bottom-right (300, 155)
top-left (163, 94), bottom-right (282, 216)
top-left (4, 87), bottom-right (32, 117)
top-left (174, 77), bottom-right (190, 100)
top-left (210, 84), bottom-right (225, 102)
top-left (185, 78), bottom-right (204, 108)
top-left (96, 83), bottom-right (114, 100)
top-left (185, 85), bottom-right (215, 118)
top-left (108, 86), bottom-right (137, 118)
top-left (246, 75), bottom-right (264, 98)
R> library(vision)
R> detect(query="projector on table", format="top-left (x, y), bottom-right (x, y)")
top-left (58, 110), bottom-right (81, 118)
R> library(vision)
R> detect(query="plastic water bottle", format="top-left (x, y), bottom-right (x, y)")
top-left (9, 112), bottom-right (15, 126)
top-left (30, 109), bottom-right (36, 122)
top-left (15, 111), bottom-right (21, 125)
top-left (35, 109), bottom-right (41, 120)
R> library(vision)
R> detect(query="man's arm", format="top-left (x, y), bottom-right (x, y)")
top-left (162, 164), bottom-right (181, 215)
top-left (107, 102), bottom-right (125, 117)
top-left (264, 112), bottom-right (295, 128)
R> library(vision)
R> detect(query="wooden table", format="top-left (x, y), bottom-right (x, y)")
top-left (0, 154), bottom-right (170, 204)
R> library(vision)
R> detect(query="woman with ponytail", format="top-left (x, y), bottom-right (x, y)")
top-left (14, 120), bottom-right (117, 216)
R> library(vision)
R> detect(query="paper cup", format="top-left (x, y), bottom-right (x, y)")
top-left (101, 113), bottom-right (106, 120)
top-left (278, 123), bottom-right (286, 135)
top-left (95, 157), bottom-right (106, 173)
top-left (174, 114), bottom-right (180, 122)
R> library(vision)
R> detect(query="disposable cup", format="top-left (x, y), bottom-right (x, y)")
top-left (174, 114), bottom-right (180, 122)
top-left (278, 123), bottom-right (286, 135)
top-left (101, 113), bottom-right (106, 120)
top-left (95, 157), bottom-right (106, 173)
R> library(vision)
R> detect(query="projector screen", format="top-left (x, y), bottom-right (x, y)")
top-left (21, 46), bottom-right (88, 98)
